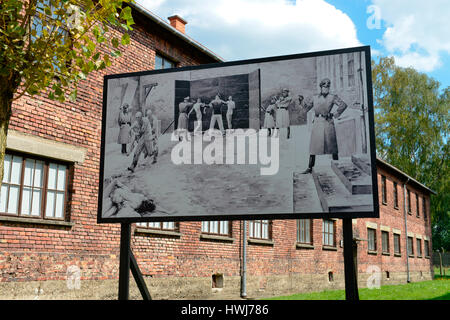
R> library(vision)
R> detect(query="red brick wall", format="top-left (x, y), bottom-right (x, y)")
top-left (0, 10), bottom-right (218, 282)
top-left (0, 9), bottom-right (433, 287)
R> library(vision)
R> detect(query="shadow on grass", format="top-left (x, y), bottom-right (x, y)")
top-left (434, 275), bottom-right (450, 280)
top-left (429, 292), bottom-right (450, 300)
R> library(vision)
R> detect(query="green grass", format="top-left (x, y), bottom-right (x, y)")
top-left (267, 280), bottom-right (450, 300)
top-left (434, 266), bottom-right (450, 280)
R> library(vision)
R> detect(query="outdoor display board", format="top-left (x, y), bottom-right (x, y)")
top-left (98, 46), bottom-right (378, 223)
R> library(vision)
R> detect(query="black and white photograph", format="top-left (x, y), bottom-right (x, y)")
top-left (98, 46), bottom-right (378, 223)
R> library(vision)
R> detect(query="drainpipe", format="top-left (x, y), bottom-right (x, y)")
top-left (403, 178), bottom-right (411, 283)
top-left (241, 220), bottom-right (247, 298)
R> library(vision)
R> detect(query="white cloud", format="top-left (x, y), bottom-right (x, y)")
top-left (136, 0), bottom-right (361, 61)
top-left (372, 0), bottom-right (450, 72)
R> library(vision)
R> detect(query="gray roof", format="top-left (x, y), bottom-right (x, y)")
top-left (130, 3), bottom-right (224, 63)
top-left (376, 157), bottom-right (436, 195)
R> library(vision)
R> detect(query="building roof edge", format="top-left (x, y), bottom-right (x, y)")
top-left (129, 3), bottom-right (224, 63)
top-left (376, 157), bottom-right (437, 195)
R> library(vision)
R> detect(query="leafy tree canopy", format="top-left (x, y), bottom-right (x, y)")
top-left (372, 57), bottom-right (449, 250)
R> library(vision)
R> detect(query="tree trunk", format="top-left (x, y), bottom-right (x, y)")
top-left (0, 87), bottom-right (13, 189)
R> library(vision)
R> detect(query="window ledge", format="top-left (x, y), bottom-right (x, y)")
top-left (368, 250), bottom-right (378, 255)
top-left (322, 245), bottom-right (337, 251)
top-left (425, 256), bottom-right (430, 259)
top-left (248, 238), bottom-right (274, 246)
top-left (200, 234), bottom-right (234, 243)
top-left (134, 228), bottom-right (181, 237)
top-left (394, 253), bottom-right (402, 257)
top-left (0, 215), bottom-right (73, 228)
top-left (408, 254), bottom-right (415, 258)
top-left (296, 243), bottom-right (314, 249)
top-left (382, 252), bottom-right (390, 256)
top-left (382, 202), bottom-right (387, 206)
top-left (394, 206), bottom-right (399, 210)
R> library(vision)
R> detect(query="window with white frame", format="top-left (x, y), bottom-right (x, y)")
top-left (297, 219), bottom-right (312, 244)
top-left (1, 153), bottom-right (69, 220)
top-left (249, 220), bottom-right (270, 240)
top-left (322, 219), bottom-right (335, 247)
top-left (201, 221), bottom-right (230, 236)
top-left (368, 228), bottom-right (377, 252)
top-left (381, 231), bottom-right (389, 254)
top-left (136, 221), bottom-right (177, 231)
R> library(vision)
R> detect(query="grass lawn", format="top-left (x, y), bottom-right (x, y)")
top-left (434, 266), bottom-right (450, 279)
top-left (267, 279), bottom-right (450, 300)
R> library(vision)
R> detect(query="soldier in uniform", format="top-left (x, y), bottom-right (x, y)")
top-left (299, 78), bottom-right (348, 174)
top-left (117, 103), bottom-right (132, 154)
top-left (177, 96), bottom-right (193, 140)
top-left (275, 88), bottom-right (292, 139)
top-left (127, 111), bottom-right (156, 173)
top-left (263, 96), bottom-right (277, 136)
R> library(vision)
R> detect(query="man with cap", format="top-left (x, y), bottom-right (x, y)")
top-left (117, 103), bottom-right (132, 154)
top-left (127, 111), bottom-right (155, 173)
top-left (299, 78), bottom-right (348, 174)
top-left (275, 88), bottom-right (293, 139)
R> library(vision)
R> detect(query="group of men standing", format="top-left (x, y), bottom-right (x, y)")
top-left (176, 94), bottom-right (236, 139)
top-left (117, 104), bottom-right (159, 173)
top-left (117, 77), bottom-right (351, 176)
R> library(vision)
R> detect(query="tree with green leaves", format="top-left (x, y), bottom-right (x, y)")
top-left (372, 57), bottom-right (450, 251)
top-left (0, 0), bottom-right (135, 185)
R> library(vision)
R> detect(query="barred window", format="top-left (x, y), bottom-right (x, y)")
top-left (322, 219), bottom-right (335, 247)
top-left (1, 152), bottom-right (69, 220)
top-left (368, 228), bottom-right (377, 252)
top-left (424, 240), bottom-right (430, 257)
top-left (249, 220), bottom-right (271, 240)
top-left (297, 219), bottom-right (312, 244)
top-left (201, 221), bottom-right (230, 236)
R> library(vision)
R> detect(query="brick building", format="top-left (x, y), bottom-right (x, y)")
top-left (0, 4), bottom-right (434, 299)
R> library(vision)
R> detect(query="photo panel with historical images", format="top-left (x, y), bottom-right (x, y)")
top-left (98, 46), bottom-right (378, 223)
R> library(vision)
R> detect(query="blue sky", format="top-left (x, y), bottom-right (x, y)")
top-left (138, 0), bottom-right (450, 90)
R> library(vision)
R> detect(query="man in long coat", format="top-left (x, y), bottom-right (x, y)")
top-left (300, 78), bottom-right (348, 174)
top-left (117, 103), bottom-right (132, 154)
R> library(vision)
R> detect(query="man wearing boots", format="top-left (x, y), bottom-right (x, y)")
top-left (299, 78), bottom-right (348, 174)
top-left (127, 111), bottom-right (156, 173)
